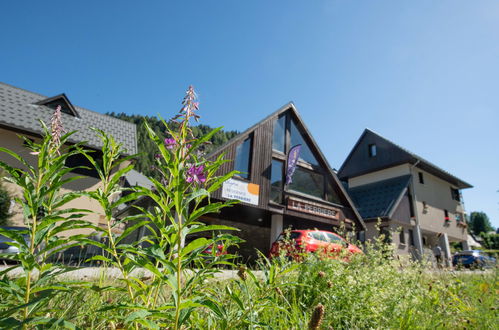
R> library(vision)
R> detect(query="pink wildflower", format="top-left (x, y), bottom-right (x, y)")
top-left (186, 165), bottom-right (206, 184)
top-left (164, 138), bottom-right (176, 149)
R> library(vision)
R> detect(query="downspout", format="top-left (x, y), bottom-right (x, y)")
top-left (409, 160), bottom-right (424, 260)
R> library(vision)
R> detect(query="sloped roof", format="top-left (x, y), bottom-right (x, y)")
top-left (348, 175), bottom-right (412, 220)
top-left (207, 102), bottom-right (366, 230)
top-left (0, 82), bottom-right (137, 155)
top-left (124, 169), bottom-right (153, 189)
top-left (338, 128), bottom-right (472, 189)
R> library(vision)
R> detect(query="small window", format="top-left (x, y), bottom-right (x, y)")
top-left (450, 188), bottom-right (460, 202)
top-left (234, 136), bottom-right (253, 179)
top-left (408, 229), bottom-right (415, 246)
top-left (399, 229), bottom-right (405, 244)
top-left (270, 159), bottom-right (284, 203)
top-left (418, 172), bottom-right (424, 184)
top-left (368, 144), bottom-right (377, 157)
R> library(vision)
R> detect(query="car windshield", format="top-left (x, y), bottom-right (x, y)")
top-left (325, 232), bottom-right (343, 243)
top-left (308, 232), bottom-right (327, 242)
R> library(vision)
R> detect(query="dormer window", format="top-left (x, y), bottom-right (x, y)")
top-left (35, 93), bottom-right (79, 117)
top-left (368, 144), bottom-right (377, 157)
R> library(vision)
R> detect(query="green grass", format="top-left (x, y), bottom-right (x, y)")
top-left (6, 253), bottom-right (494, 329)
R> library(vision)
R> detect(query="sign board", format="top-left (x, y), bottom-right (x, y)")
top-left (287, 197), bottom-right (340, 220)
top-left (222, 179), bottom-right (259, 205)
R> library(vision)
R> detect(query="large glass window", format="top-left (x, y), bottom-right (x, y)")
top-left (272, 115), bottom-right (286, 152)
top-left (288, 167), bottom-right (324, 199)
top-left (289, 119), bottom-right (319, 166)
top-left (234, 136), bottom-right (253, 179)
top-left (326, 181), bottom-right (341, 204)
top-left (270, 159), bottom-right (284, 203)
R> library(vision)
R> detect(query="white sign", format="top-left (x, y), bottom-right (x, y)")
top-left (222, 179), bottom-right (259, 205)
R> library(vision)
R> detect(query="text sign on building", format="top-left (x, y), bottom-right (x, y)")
top-left (287, 197), bottom-right (340, 220)
top-left (222, 179), bottom-right (259, 205)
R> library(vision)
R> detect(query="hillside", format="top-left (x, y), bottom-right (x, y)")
top-left (107, 112), bottom-right (239, 179)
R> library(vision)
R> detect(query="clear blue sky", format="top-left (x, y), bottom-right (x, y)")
top-left (1, 1), bottom-right (498, 227)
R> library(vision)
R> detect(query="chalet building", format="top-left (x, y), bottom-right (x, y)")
top-left (202, 103), bottom-right (365, 261)
top-left (0, 82), bottom-right (137, 232)
top-left (338, 129), bottom-right (472, 263)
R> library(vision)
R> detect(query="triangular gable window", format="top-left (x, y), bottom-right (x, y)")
top-left (35, 94), bottom-right (79, 117)
top-left (289, 118), bottom-right (319, 166)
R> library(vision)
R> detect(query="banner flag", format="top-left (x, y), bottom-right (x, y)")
top-left (285, 144), bottom-right (302, 185)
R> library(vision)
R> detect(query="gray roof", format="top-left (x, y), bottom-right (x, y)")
top-left (124, 169), bottom-right (153, 189)
top-left (0, 82), bottom-right (137, 155)
top-left (348, 175), bottom-right (412, 219)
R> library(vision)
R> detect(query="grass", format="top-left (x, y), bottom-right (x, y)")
top-left (7, 252), bottom-right (494, 329)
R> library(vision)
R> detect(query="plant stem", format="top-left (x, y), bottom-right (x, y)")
top-left (174, 213), bottom-right (183, 330)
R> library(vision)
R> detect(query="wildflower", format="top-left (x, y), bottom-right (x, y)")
top-left (308, 303), bottom-right (325, 330)
top-left (186, 165), bottom-right (206, 184)
top-left (237, 266), bottom-right (247, 281)
top-left (318, 271), bottom-right (325, 278)
top-left (164, 138), bottom-right (176, 149)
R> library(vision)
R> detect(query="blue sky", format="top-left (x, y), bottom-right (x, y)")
top-left (1, 1), bottom-right (498, 227)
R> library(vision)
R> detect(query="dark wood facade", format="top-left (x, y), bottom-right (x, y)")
top-left (206, 103), bottom-right (364, 241)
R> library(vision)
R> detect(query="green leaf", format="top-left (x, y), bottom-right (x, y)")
top-left (181, 237), bottom-right (209, 256)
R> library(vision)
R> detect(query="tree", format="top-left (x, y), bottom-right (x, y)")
top-left (468, 211), bottom-right (494, 236)
top-left (0, 171), bottom-right (12, 226)
top-left (480, 232), bottom-right (499, 250)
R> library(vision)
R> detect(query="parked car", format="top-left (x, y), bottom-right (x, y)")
top-left (0, 226), bottom-right (29, 260)
top-left (452, 250), bottom-right (496, 269)
top-left (269, 229), bottom-right (363, 261)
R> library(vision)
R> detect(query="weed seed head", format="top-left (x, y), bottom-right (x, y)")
top-left (308, 303), bottom-right (325, 330)
top-left (237, 266), bottom-right (247, 281)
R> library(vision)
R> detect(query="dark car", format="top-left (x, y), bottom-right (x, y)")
top-left (452, 250), bottom-right (496, 269)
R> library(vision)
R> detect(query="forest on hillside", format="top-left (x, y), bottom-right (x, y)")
top-left (107, 112), bottom-right (239, 179)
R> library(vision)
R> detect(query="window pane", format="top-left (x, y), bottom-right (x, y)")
top-left (288, 167), bottom-right (324, 199)
top-left (325, 232), bottom-right (343, 243)
top-left (272, 115), bottom-right (286, 152)
top-left (270, 159), bottom-right (284, 203)
top-left (289, 119), bottom-right (319, 166)
top-left (308, 232), bottom-right (326, 241)
top-left (326, 181), bottom-right (341, 204)
top-left (234, 136), bottom-right (252, 179)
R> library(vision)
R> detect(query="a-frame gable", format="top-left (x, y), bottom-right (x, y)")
top-left (338, 129), bottom-right (413, 180)
top-left (208, 103), bottom-right (365, 230)
top-left (35, 93), bottom-right (80, 118)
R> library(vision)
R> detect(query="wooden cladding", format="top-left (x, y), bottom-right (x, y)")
top-left (210, 119), bottom-right (274, 210)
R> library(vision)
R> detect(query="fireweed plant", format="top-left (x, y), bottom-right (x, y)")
top-left (0, 106), bottom-right (93, 328)
top-left (103, 85), bottom-right (241, 328)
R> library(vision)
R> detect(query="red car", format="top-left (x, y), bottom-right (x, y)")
top-left (269, 229), bottom-right (363, 260)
